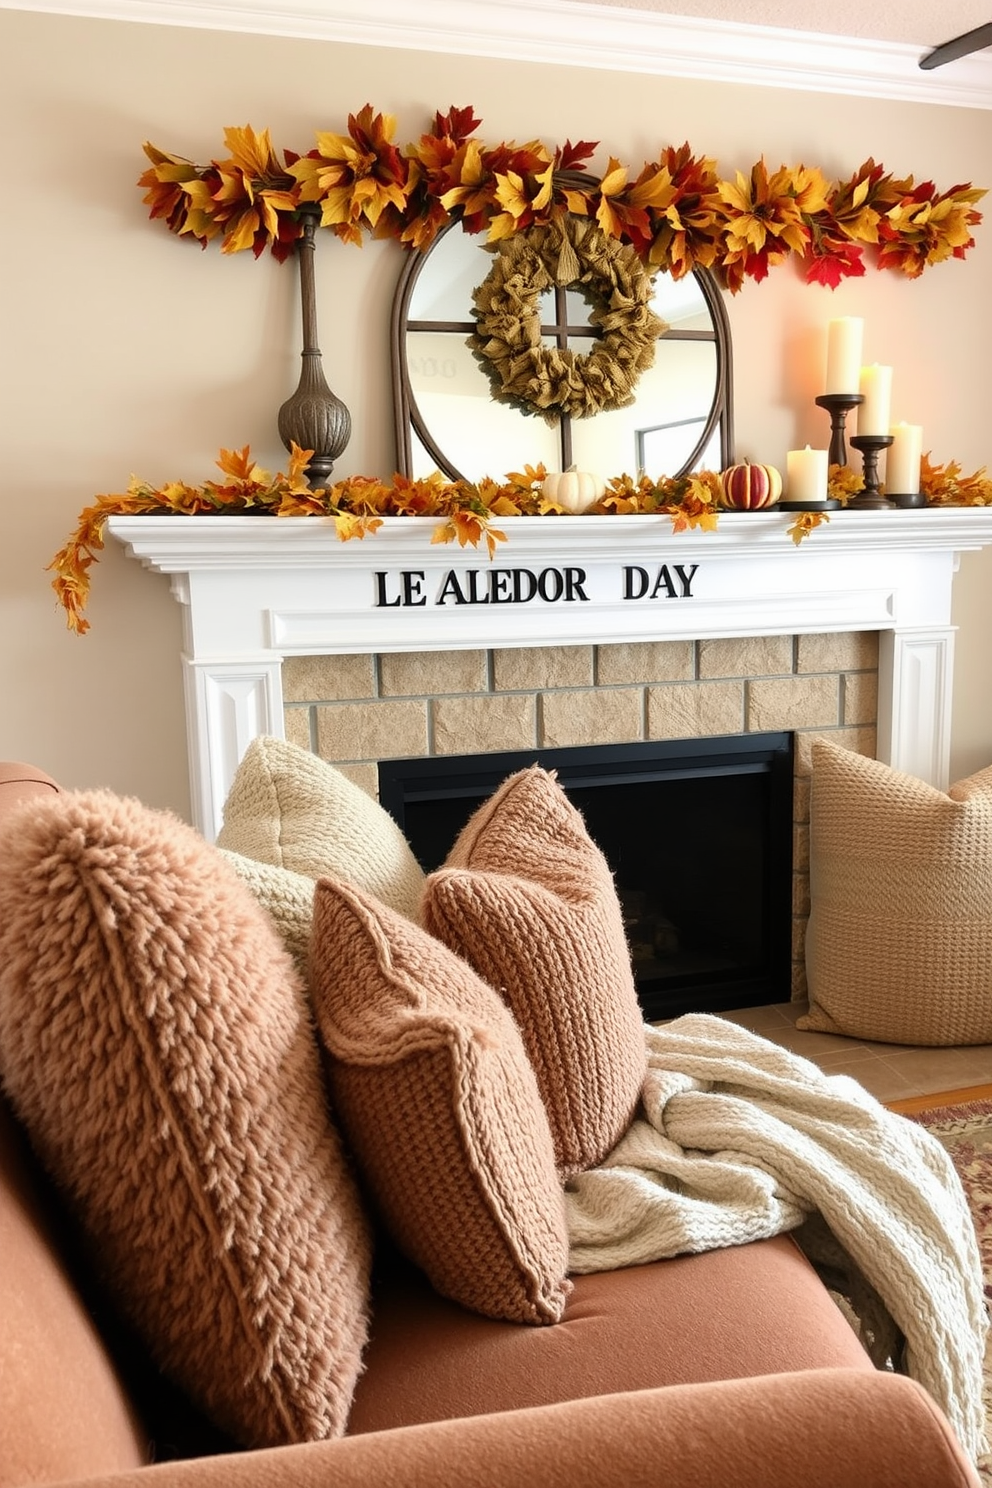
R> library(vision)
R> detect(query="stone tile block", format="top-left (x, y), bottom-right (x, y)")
top-left (834, 725), bottom-right (877, 759)
top-left (793, 727), bottom-right (877, 778)
top-left (540, 688), bottom-right (643, 748)
top-left (647, 681), bottom-right (744, 740)
top-left (698, 635), bottom-right (793, 679)
top-left (492, 645), bottom-right (592, 691)
top-left (596, 641), bottom-right (695, 685)
top-left (793, 820), bottom-right (809, 873)
top-left (792, 871), bottom-right (810, 917)
top-left (796, 631), bottom-right (879, 674)
top-left (331, 761), bottom-right (380, 798)
top-left (841, 671), bottom-right (878, 726)
top-left (793, 730), bottom-right (836, 778)
top-left (282, 653), bottom-right (375, 703)
top-left (283, 707), bottom-right (313, 752)
top-left (747, 675), bottom-right (838, 733)
top-left (792, 917), bottom-right (808, 961)
top-left (315, 700), bottom-right (428, 763)
top-left (433, 694), bottom-right (537, 755)
top-left (380, 649), bottom-right (488, 696)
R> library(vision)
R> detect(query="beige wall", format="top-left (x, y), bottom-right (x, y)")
top-left (2, 8), bottom-right (990, 816)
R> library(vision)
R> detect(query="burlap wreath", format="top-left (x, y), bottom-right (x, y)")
top-left (468, 214), bottom-right (667, 423)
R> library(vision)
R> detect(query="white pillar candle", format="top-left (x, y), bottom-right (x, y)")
top-left (825, 317), bottom-right (864, 396)
top-left (886, 422), bottom-right (923, 494)
top-left (786, 445), bottom-right (829, 503)
top-left (856, 364), bottom-right (893, 436)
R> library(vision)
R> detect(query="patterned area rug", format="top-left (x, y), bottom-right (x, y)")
top-left (906, 1097), bottom-right (992, 1483)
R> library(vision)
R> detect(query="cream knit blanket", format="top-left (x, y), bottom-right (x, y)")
top-left (565, 1014), bottom-right (989, 1461)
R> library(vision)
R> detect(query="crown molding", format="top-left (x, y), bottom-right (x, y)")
top-left (4, 0), bottom-right (992, 108)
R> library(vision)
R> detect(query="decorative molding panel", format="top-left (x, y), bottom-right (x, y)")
top-left (184, 661), bottom-right (283, 837)
top-left (6, 0), bottom-right (992, 107)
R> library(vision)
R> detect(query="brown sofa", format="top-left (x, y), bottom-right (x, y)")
top-left (0, 760), bottom-right (982, 1488)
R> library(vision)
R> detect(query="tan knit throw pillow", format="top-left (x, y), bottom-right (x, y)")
top-left (217, 735), bottom-right (424, 922)
top-left (0, 791), bottom-right (372, 1448)
top-left (799, 741), bottom-right (992, 1045)
top-left (422, 767), bottom-right (646, 1178)
top-left (309, 876), bottom-right (572, 1325)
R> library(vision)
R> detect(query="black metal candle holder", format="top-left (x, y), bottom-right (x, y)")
top-left (848, 434), bottom-right (895, 510)
top-left (887, 491), bottom-right (927, 509)
top-left (815, 392), bottom-right (864, 468)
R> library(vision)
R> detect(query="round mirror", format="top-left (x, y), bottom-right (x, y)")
top-left (391, 220), bottom-right (734, 483)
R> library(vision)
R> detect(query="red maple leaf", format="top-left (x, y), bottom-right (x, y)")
top-left (804, 240), bottom-right (867, 288)
top-left (559, 138), bottom-right (598, 172)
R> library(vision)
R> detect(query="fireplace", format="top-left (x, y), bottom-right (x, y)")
top-left (378, 731), bottom-right (794, 1019)
top-left (106, 507), bottom-right (992, 1009)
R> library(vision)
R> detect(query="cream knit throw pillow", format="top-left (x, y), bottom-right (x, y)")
top-left (799, 740), bottom-right (992, 1046)
top-left (217, 736), bottom-right (425, 922)
top-left (218, 851), bottom-right (315, 980)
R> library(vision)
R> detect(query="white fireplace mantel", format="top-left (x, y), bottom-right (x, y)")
top-left (108, 508), bottom-right (992, 838)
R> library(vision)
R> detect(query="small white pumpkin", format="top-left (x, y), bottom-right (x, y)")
top-left (541, 466), bottom-right (606, 514)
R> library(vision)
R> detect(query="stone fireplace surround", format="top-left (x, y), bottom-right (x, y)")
top-left (109, 507), bottom-right (992, 999)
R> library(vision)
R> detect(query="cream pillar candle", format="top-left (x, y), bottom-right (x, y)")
top-left (825, 317), bottom-right (864, 395)
top-left (886, 422), bottom-right (923, 494)
top-left (856, 364), bottom-right (893, 436)
top-left (786, 445), bottom-right (829, 503)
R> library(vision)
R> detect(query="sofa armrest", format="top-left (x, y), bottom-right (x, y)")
top-left (48, 1369), bottom-right (981, 1488)
top-left (0, 762), bottom-right (59, 819)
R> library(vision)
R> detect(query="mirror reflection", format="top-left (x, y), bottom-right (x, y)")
top-left (391, 222), bottom-right (734, 483)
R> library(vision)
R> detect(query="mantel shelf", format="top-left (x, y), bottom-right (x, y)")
top-left (108, 509), bottom-right (992, 570)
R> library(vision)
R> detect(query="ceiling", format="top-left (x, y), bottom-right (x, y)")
top-left (5, 0), bottom-right (991, 106)
top-left (566, 0), bottom-right (992, 50)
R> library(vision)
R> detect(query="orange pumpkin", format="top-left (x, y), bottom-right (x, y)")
top-left (718, 461), bottom-right (783, 510)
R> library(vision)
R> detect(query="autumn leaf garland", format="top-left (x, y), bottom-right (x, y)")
top-left (50, 446), bottom-right (992, 633)
top-left (138, 107), bottom-right (985, 291)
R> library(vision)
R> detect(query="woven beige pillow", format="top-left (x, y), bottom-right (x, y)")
top-left (422, 766), bottom-right (646, 1178)
top-left (799, 740), bottom-right (992, 1045)
top-left (218, 848), bottom-right (315, 981)
top-left (309, 875), bottom-right (571, 1326)
top-left (0, 790), bottom-right (372, 1448)
top-left (217, 735), bottom-right (424, 921)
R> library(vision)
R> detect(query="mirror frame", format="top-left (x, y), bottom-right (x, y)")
top-left (391, 219), bottom-right (735, 482)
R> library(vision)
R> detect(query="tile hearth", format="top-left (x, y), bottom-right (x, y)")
top-left (722, 1002), bottom-right (992, 1102)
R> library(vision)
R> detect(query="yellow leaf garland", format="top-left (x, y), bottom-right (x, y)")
top-left (919, 452), bottom-right (992, 506)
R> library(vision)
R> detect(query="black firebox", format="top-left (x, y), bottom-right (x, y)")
top-left (377, 732), bottom-right (794, 1021)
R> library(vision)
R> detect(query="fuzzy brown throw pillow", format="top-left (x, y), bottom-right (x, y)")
top-left (0, 790), bottom-right (372, 1448)
top-left (309, 875), bottom-right (571, 1325)
top-left (422, 766), bottom-right (646, 1178)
